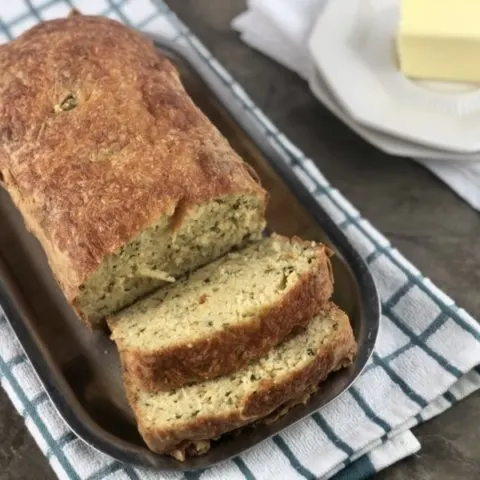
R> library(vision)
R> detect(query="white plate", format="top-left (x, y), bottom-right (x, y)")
top-left (308, 66), bottom-right (480, 162)
top-left (309, 65), bottom-right (480, 210)
top-left (308, 0), bottom-right (480, 153)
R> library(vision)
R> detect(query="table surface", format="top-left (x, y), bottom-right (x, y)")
top-left (1, 1), bottom-right (480, 479)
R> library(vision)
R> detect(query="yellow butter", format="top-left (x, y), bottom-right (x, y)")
top-left (398, 0), bottom-right (480, 83)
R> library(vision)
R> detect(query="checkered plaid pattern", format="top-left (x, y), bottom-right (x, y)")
top-left (0, 1), bottom-right (480, 479)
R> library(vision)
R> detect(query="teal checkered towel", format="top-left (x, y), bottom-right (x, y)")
top-left (0, 2), bottom-right (479, 479)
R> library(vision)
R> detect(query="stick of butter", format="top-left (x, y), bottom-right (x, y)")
top-left (398, 0), bottom-right (480, 83)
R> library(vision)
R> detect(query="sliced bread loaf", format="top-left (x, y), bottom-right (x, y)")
top-left (0, 15), bottom-right (266, 327)
top-left (124, 303), bottom-right (356, 455)
top-left (107, 235), bottom-right (334, 391)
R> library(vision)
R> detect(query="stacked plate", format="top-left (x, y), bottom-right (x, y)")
top-left (308, 0), bottom-right (480, 163)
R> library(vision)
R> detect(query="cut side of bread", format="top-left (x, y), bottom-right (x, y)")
top-left (74, 194), bottom-right (265, 326)
top-left (108, 235), bottom-right (334, 390)
top-left (124, 303), bottom-right (356, 455)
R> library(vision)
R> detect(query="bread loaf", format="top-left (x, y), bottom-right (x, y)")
top-left (0, 16), bottom-right (267, 327)
top-left (124, 303), bottom-right (356, 455)
top-left (107, 235), bottom-right (334, 390)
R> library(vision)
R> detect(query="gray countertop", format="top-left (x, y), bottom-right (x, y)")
top-left (1, 1), bottom-right (479, 478)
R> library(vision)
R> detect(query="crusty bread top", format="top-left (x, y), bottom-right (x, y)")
top-left (0, 15), bottom-right (266, 300)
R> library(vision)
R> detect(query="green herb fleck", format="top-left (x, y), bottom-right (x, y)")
top-left (56, 94), bottom-right (78, 112)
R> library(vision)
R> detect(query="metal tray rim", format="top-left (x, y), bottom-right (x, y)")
top-left (0, 35), bottom-right (380, 471)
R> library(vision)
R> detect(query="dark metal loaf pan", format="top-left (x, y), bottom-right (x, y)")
top-left (0, 35), bottom-right (379, 471)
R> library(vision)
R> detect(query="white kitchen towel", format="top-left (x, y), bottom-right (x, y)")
top-left (232, 0), bottom-right (480, 212)
top-left (0, 1), bottom-right (479, 480)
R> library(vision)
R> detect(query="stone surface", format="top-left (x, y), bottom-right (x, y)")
top-left (1, 1), bottom-right (479, 478)
top-left (0, 388), bottom-right (54, 480)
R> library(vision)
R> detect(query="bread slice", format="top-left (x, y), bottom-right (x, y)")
top-left (107, 235), bottom-right (334, 390)
top-left (0, 15), bottom-right (266, 328)
top-left (124, 303), bottom-right (356, 455)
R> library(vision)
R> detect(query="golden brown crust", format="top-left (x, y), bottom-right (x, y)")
top-left (0, 16), bottom-right (266, 305)
top-left (129, 304), bottom-right (356, 454)
top-left (116, 242), bottom-right (334, 391)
